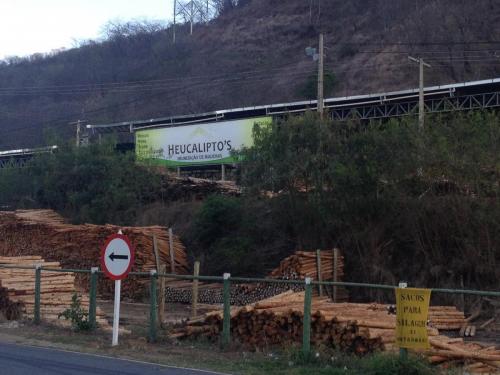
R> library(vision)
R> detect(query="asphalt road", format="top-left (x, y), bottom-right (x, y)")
top-left (0, 342), bottom-right (228, 375)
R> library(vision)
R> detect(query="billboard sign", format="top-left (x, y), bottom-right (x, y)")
top-left (135, 117), bottom-right (271, 167)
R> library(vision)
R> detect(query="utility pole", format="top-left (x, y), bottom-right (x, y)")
top-left (75, 120), bottom-right (81, 148)
top-left (317, 0), bottom-right (321, 24)
top-left (190, 0), bottom-right (194, 34)
top-left (309, 0), bottom-right (313, 24)
top-left (173, 0), bottom-right (177, 43)
top-left (173, 1), bottom-right (217, 39)
top-left (71, 120), bottom-right (89, 147)
top-left (317, 33), bottom-right (324, 118)
top-left (408, 56), bottom-right (431, 130)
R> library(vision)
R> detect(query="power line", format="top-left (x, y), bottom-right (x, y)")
top-left (0, 63), bottom-right (411, 135)
top-left (0, 89), bottom-right (176, 136)
top-left (1, 59), bottom-right (499, 138)
top-left (0, 60), bottom-right (475, 96)
top-left (0, 73), bottom-right (319, 97)
top-left (0, 61), bottom-right (307, 91)
top-left (0, 69), bottom-right (323, 95)
top-left (0, 64), bottom-right (497, 98)
top-left (0, 58), bottom-right (498, 97)
top-left (2, 69), bottom-right (317, 135)
top-left (324, 39), bottom-right (500, 46)
top-left (0, 63), bottom-right (391, 96)
top-left (0, 50), bottom-right (498, 94)
top-left (352, 50), bottom-right (500, 56)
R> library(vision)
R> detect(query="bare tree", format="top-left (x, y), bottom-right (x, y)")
top-left (100, 19), bottom-right (167, 41)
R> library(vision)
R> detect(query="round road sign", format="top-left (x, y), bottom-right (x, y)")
top-left (100, 234), bottom-right (135, 280)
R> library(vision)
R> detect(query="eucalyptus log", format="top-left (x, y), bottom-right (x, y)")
top-left (0, 256), bottom-right (109, 328)
top-left (172, 291), bottom-right (498, 373)
top-left (0, 210), bottom-right (189, 299)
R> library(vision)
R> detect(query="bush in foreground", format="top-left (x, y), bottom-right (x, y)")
top-left (286, 350), bottom-right (438, 375)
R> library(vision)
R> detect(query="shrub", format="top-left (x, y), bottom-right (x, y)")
top-left (58, 293), bottom-right (93, 331)
top-left (184, 195), bottom-right (291, 276)
top-left (359, 353), bottom-right (436, 375)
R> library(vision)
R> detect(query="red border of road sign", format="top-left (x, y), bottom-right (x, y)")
top-left (100, 233), bottom-right (135, 280)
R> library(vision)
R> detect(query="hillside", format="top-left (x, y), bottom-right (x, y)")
top-left (1, 0), bottom-right (500, 149)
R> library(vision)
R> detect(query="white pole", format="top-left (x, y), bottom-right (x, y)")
top-left (112, 279), bottom-right (121, 346)
top-left (173, 0), bottom-right (177, 43)
top-left (408, 56), bottom-right (431, 131)
top-left (419, 58), bottom-right (425, 130)
top-left (190, 0), bottom-right (194, 35)
top-left (317, 34), bottom-right (324, 118)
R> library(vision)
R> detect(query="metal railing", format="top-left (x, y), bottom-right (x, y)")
top-left (1, 264), bottom-right (499, 355)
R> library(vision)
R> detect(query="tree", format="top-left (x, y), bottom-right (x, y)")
top-left (0, 139), bottom-right (162, 225)
top-left (237, 111), bottom-right (500, 297)
top-left (100, 20), bottom-right (166, 41)
top-left (215, 0), bottom-right (251, 14)
top-left (299, 71), bottom-right (336, 100)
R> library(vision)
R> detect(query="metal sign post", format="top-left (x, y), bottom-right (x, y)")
top-left (100, 231), bottom-right (135, 347)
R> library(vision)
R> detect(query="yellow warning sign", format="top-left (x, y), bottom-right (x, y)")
top-left (395, 287), bottom-right (432, 349)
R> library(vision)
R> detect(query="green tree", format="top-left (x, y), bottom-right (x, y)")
top-left (237, 111), bottom-right (500, 297)
top-left (184, 195), bottom-right (291, 276)
top-left (299, 71), bottom-right (336, 100)
top-left (0, 139), bottom-right (162, 225)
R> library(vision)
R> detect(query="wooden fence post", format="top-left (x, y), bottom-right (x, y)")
top-left (158, 264), bottom-right (166, 326)
top-left (149, 270), bottom-right (157, 342)
top-left (333, 248), bottom-right (339, 302)
top-left (192, 261), bottom-right (200, 318)
top-left (316, 249), bottom-right (323, 296)
top-left (169, 228), bottom-right (176, 274)
top-left (34, 265), bottom-right (41, 325)
top-left (302, 277), bottom-right (312, 355)
top-left (153, 235), bottom-right (160, 272)
top-left (89, 267), bottom-right (98, 330)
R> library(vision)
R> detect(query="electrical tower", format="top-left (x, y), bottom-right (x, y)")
top-left (172, 0), bottom-right (221, 41)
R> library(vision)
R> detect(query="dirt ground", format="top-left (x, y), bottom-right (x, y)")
top-left (466, 322), bottom-right (500, 346)
top-left (97, 300), bottom-right (221, 326)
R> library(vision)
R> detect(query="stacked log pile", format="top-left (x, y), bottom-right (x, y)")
top-left (166, 250), bottom-right (347, 305)
top-left (429, 307), bottom-right (467, 330)
top-left (268, 250), bottom-right (348, 300)
top-left (171, 291), bottom-right (498, 373)
top-left (0, 256), bottom-right (109, 327)
top-left (151, 168), bottom-right (242, 198)
top-left (269, 251), bottom-right (344, 280)
top-left (354, 303), bottom-right (467, 331)
top-left (0, 210), bottom-right (189, 299)
top-left (166, 280), bottom-right (222, 304)
top-left (166, 280), bottom-right (305, 306)
top-left (171, 292), bottom-right (435, 353)
top-left (0, 286), bottom-right (22, 320)
top-left (427, 336), bottom-right (500, 374)
top-left (172, 176), bottom-right (241, 197)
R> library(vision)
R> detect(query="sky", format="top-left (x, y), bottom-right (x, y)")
top-left (0, 0), bottom-right (174, 59)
